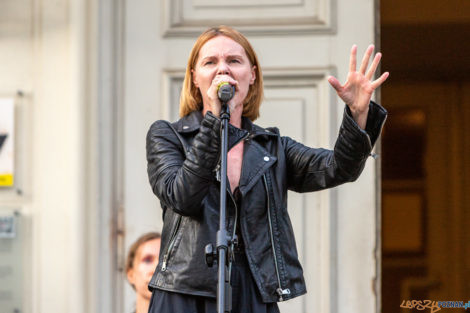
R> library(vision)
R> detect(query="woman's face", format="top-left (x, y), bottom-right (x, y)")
top-left (127, 238), bottom-right (161, 300)
top-left (192, 35), bottom-right (256, 111)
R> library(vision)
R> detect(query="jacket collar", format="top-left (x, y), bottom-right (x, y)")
top-left (173, 110), bottom-right (204, 133)
top-left (242, 116), bottom-right (277, 140)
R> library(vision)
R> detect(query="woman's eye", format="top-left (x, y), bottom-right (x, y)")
top-left (204, 61), bottom-right (214, 65)
top-left (142, 256), bottom-right (154, 263)
top-left (230, 59), bottom-right (240, 63)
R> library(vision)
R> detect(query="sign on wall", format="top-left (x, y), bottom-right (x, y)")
top-left (0, 210), bottom-right (23, 313)
top-left (0, 98), bottom-right (14, 187)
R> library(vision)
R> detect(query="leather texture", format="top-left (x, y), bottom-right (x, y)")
top-left (146, 101), bottom-right (387, 303)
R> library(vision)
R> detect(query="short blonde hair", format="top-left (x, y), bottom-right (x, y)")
top-left (179, 25), bottom-right (264, 121)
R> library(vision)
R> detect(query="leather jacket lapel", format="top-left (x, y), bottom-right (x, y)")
top-left (239, 139), bottom-right (277, 196)
top-left (174, 110), bottom-right (203, 133)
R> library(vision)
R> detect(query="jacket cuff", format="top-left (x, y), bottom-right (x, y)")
top-left (183, 111), bottom-right (221, 179)
top-left (202, 111), bottom-right (221, 130)
top-left (340, 101), bottom-right (387, 158)
top-left (364, 101), bottom-right (388, 147)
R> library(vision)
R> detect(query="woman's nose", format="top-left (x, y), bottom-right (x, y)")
top-left (217, 61), bottom-right (230, 75)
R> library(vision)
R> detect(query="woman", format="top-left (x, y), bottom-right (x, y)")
top-left (126, 232), bottom-right (161, 313)
top-left (146, 25), bottom-right (388, 313)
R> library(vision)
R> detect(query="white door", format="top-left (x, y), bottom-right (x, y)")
top-left (118, 1), bottom-right (380, 312)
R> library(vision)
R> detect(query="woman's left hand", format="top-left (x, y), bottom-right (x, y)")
top-left (327, 44), bottom-right (389, 129)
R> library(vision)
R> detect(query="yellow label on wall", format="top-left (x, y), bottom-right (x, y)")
top-left (0, 98), bottom-right (14, 188)
top-left (0, 174), bottom-right (14, 186)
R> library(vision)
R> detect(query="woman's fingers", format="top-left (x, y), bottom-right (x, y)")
top-left (213, 75), bottom-right (236, 85)
top-left (327, 76), bottom-right (343, 93)
top-left (349, 45), bottom-right (357, 73)
top-left (366, 52), bottom-right (382, 80)
top-left (330, 45), bottom-right (388, 102)
top-left (371, 72), bottom-right (390, 89)
top-left (359, 45), bottom-right (374, 75)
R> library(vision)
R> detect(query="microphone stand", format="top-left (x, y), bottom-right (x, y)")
top-left (217, 101), bottom-right (232, 313)
top-left (205, 96), bottom-right (234, 313)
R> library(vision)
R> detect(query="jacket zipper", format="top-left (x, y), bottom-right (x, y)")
top-left (263, 174), bottom-right (290, 301)
top-left (161, 215), bottom-right (182, 271)
top-left (213, 125), bottom-right (225, 181)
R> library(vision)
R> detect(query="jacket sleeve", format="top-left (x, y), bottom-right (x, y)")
top-left (146, 112), bottom-right (221, 216)
top-left (283, 101), bottom-right (387, 192)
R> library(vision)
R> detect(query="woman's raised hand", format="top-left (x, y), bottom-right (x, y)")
top-left (327, 44), bottom-right (389, 129)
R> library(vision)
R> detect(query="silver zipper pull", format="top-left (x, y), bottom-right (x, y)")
top-left (276, 288), bottom-right (291, 301)
top-left (214, 163), bottom-right (221, 182)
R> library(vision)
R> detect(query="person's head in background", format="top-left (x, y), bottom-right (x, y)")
top-left (126, 232), bottom-right (161, 313)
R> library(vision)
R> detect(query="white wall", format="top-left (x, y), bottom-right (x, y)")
top-left (0, 0), bottom-right (96, 312)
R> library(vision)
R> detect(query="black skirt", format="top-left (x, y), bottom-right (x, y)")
top-left (148, 252), bottom-right (280, 313)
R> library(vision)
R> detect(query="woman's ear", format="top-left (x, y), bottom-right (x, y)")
top-left (191, 69), bottom-right (199, 88)
top-left (250, 65), bottom-right (256, 85)
top-left (127, 268), bottom-right (135, 286)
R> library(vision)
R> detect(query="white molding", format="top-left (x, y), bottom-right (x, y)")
top-left (193, 0), bottom-right (304, 7)
top-left (162, 69), bottom-right (185, 121)
top-left (162, 0), bottom-right (336, 37)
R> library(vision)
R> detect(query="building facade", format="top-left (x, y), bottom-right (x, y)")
top-left (0, 0), bottom-right (381, 312)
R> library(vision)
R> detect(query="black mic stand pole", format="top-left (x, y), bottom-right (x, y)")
top-left (216, 101), bottom-right (232, 313)
top-left (205, 84), bottom-right (235, 313)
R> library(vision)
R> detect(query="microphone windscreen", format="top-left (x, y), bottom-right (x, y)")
top-left (217, 83), bottom-right (235, 102)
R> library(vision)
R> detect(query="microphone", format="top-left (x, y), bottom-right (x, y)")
top-left (217, 82), bottom-right (235, 103)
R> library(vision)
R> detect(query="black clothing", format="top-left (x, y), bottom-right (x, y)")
top-left (146, 101), bottom-right (387, 303)
top-left (148, 252), bottom-right (280, 313)
top-left (233, 187), bottom-right (245, 251)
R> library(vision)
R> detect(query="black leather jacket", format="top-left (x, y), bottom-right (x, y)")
top-left (146, 101), bottom-right (387, 303)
